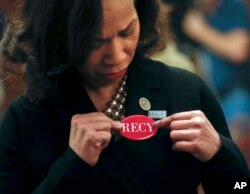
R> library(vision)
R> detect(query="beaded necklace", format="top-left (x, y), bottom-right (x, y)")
top-left (104, 73), bottom-right (127, 121)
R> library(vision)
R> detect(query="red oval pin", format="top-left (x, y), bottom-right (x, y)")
top-left (120, 115), bottom-right (158, 141)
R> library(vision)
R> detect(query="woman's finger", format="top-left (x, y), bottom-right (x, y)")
top-left (170, 129), bottom-right (200, 142)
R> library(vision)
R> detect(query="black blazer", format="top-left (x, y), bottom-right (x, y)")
top-left (0, 58), bottom-right (248, 194)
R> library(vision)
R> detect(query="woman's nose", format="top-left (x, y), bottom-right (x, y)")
top-left (104, 38), bottom-right (126, 65)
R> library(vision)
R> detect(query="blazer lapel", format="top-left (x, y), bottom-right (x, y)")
top-left (120, 59), bottom-right (169, 164)
top-left (97, 60), bottom-right (170, 193)
top-left (50, 71), bottom-right (86, 126)
top-left (125, 59), bottom-right (169, 116)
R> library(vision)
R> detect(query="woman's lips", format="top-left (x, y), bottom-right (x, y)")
top-left (102, 68), bottom-right (127, 81)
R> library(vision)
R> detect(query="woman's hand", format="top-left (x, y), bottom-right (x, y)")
top-left (152, 110), bottom-right (221, 162)
top-left (69, 112), bottom-right (122, 166)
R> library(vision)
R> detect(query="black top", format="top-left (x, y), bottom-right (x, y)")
top-left (0, 57), bottom-right (248, 194)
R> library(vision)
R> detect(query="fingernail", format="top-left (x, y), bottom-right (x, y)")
top-left (152, 120), bottom-right (159, 126)
top-left (115, 122), bottom-right (123, 129)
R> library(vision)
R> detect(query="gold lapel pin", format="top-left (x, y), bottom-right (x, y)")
top-left (139, 97), bottom-right (151, 111)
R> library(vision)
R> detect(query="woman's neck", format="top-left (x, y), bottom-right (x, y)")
top-left (85, 82), bottom-right (120, 112)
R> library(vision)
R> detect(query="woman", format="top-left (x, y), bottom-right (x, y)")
top-left (0, 0), bottom-right (248, 193)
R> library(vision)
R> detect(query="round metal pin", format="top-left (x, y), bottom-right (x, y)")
top-left (139, 97), bottom-right (151, 111)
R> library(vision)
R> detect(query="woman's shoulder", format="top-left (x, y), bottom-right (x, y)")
top-left (6, 94), bottom-right (52, 115)
top-left (135, 57), bottom-right (209, 95)
top-left (141, 57), bottom-right (203, 84)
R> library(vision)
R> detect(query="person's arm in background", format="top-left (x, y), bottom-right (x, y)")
top-left (182, 9), bottom-right (249, 64)
top-left (182, 0), bottom-right (250, 66)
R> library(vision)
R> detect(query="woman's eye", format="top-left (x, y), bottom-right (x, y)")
top-left (119, 28), bottom-right (134, 37)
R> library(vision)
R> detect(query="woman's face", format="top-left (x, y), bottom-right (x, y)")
top-left (80, 0), bottom-right (140, 88)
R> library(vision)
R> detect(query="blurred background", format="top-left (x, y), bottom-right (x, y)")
top-left (0, 0), bottom-right (249, 176)
top-left (0, 0), bottom-right (25, 120)
top-left (152, 0), bottom-right (250, 170)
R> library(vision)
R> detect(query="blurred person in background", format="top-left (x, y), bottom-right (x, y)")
top-left (0, 0), bottom-right (25, 120)
top-left (0, 0), bottom-right (23, 20)
top-left (246, 0), bottom-right (250, 8)
top-left (150, 0), bottom-right (198, 74)
top-left (0, 11), bottom-right (4, 38)
top-left (181, 0), bottom-right (250, 167)
top-left (0, 11), bottom-right (5, 118)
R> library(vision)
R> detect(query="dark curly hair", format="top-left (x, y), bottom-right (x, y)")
top-left (7, 0), bottom-right (162, 104)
